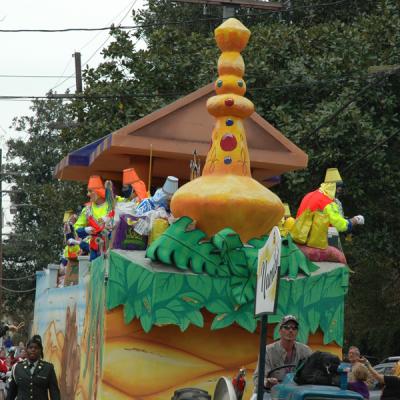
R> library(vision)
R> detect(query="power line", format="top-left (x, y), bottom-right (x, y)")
top-left (0, 0), bottom-right (349, 34)
top-left (0, 71), bottom-right (376, 101)
top-left (0, 274), bottom-right (35, 281)
top-left (82, 0), bottom-right (139, 67)
top-left (80, 0), bottom-right (137, 52)
top-left (0, 284), bottom-right (35, 293)
top-left (0, 74), bottom-right (75, 79)
top-left (342, 128), bottom-right (400, 173)
top-left (49, 0), bottom-right (139, 93)
top-left (308, 69), bottom-right (399, 140)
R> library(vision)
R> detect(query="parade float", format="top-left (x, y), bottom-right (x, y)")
top-left (32, 18), bottom-right (351, 400)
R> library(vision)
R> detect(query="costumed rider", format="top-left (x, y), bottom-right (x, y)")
top-left (59, 209), bottom-right (81, 287)
top-left (116, 168), bottom-right (147, 204)
top-left (278, 203), bottom-right (295, 237)
top-left (135, 176), bottom-right (178, 217)
top-left (133, 176), bottom-right (179, 239)
top-left (296, 167), bottom-right (364, 235)
top-left (114, 168), bottom-right (148, 224)
top-left (73, 175), bottom-right (114, 260)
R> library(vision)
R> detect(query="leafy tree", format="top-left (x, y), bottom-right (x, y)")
top-left (4, 98), bottom-right (86, 322)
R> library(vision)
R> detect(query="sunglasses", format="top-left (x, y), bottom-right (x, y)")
top-left (282, 325), bottom-right (298, 331)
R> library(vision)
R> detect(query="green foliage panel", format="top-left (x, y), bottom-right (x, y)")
top-left (106, 250), bottom-right (349, 345)
top-left (147, 217), bottom-right (318, 280)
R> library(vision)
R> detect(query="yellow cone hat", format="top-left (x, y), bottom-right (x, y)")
top-left (283, 203), bottom-right (291, 218)
top-left (63, 210), bottom-right (74, 223)
top-left (324, 168), bottom-right (342, 183)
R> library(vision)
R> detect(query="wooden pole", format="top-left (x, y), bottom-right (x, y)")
top-left (0, 148), bottom-right (2, 310)
top-left (257, 314), bottom-right (268, 400)
top-left (147, 144), bottom-right (153, 195)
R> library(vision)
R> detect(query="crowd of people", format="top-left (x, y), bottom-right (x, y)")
top-left (0, 340), bottom-right (26, 399)
top-left (0, 344), bottom-right (26, 376)
top-left (252, 315), bottom-right (400, 400)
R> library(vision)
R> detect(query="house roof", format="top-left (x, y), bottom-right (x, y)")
top-left (54, 83), bottom-right (307, 186)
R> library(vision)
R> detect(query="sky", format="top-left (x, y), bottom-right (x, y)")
top-left (0, 0), bottom-right (145, 230)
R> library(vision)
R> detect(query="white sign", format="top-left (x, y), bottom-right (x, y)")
top-left (255, 226), bottom-right (281, 316)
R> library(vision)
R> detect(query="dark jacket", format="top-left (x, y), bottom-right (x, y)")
top-left (6, 359), bottom-right (60, 400)
top-left (0, 324), bottom-right (9, 337)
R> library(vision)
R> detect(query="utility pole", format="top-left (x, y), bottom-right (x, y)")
top-left (0, 148), bottom-right (3, 310)
top-left (73, 52), bottom-right (85, 124)
top-left (73, 52), bottom-right (83, 93)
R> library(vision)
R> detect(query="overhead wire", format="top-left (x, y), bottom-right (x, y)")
top-left (81, 0), bottom-right (140, 70)
top-left (79, 0), bottom-right (136, 52)
top-left (0, 74), bottom-right (74, 79)
top-left (307, 72), bottom-right (394, 140)
top-left (0, 0), bottom-right (349, 33)
top-left (0, 284), bottom-right (35, 293)
top-left (49, 0), bottom-right (139, 93)
top-left (342, 128), bottom-right (400, 173)
top-left (0, 274), bottom-right (36, 281)
top-left (0, 68), bottom-right (379, 100)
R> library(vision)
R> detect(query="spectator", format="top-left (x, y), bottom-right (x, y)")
top-left (8, 349), bottom-right (17, 367)
top-left (348, 364), bottom-right (370, 399)
top-left (0, 350), bottom-right (7, 375)
top-left (2, 338), bottom-right (11, 352)
top-left (17, 348), bottom-right (26, 362)
top-left (0, 323), bottom-right (24, 338)
top-left (6, 335), bottom-right (60, 400)
top-left (347, 346), bottom-right (374, 389)
top-left (253, 315), bottom-right (312, 394)
top-left (361, 357), bottom-right (400, 400)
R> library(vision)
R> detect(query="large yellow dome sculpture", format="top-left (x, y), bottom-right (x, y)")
top-left (171, 18), bottom-right (284, 242)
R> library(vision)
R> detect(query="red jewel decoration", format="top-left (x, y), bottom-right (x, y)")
top-left (220, 134), bottom-right (237, 151)
top-left (225, 98), bottom-right (234, 107)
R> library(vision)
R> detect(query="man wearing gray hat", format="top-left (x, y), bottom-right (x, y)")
top-left (253, 315), bottom-right (312, 395)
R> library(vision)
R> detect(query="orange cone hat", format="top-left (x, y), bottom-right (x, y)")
top-left (87, 175), bottom-right (105, 198)
top-left (122, 168), bottom-right (147, 201)
top-left (122, 168), bottom-right (140, 185)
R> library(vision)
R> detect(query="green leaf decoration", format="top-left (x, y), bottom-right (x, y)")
top-left (211, 312), bottom-right (236, 330)
top-left (212, 278), bottom-right (227, 295)
top-left (107, 246), bottom-right (348, 343)
top-left (165, 299), bottom-right (187, 313)
top-left (179, 318), bottom-right (190, 332)
top-left (187, 274), bottom-right (212, 298)
top-left (247, 235), bottom-right (268, 249)
top-left (123, 302), bottom-right (136, 324)
top-left (134, 298), bottom-right (143, 317)
top-left (230, 275), bottom-right (256, 305)
top-left (179, 291), bottom-right (205, 309)
top-left (186, 310), bottom-right (204, 328)
top-left (206, 298), bottom-right (232, 314)
top-left (140, 313), bottom-right (153, 333)
top-left (155, 308), bottom-right (180, 325)
top-left (137, 270), bottom-right (154, 294)
top-left (212, 228), bottom-right (243, 251)
top-left (154, 274), bottom-right (184, 304)
top-left (281, 235), bottom-right (320, 278)
top-left (146, 217), bottom-right (223, 275)
top-left (234, 303), bottom-right (257, 332)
